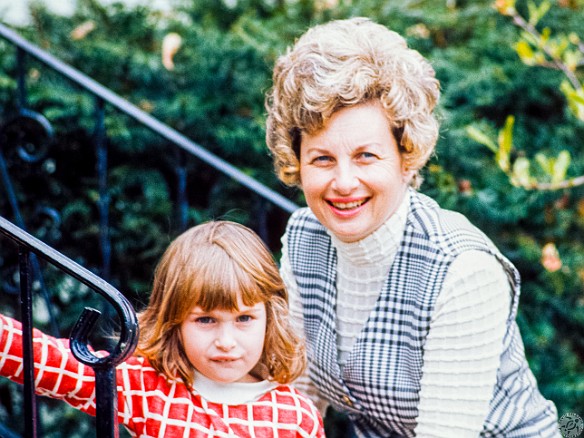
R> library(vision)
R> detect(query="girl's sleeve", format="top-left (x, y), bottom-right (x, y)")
top-left (0, 314), bottom-right (98, 413)
top-left (414, 250), bottom-right (511, 437)
top-left (280, 234), bottom-right (330, 417)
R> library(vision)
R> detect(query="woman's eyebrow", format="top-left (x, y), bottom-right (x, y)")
top-left (303, 146), bottom-right (331, 154)
top-left (354, 142), bottom-right (382, 150)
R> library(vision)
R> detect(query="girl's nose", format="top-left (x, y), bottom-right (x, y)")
top-left (332, 163), bottom-right (359, 194)
top-left (215, 326), bottom-right (236, 351)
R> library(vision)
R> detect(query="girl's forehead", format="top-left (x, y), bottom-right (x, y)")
top-left (190, 288), bottom-right (265, 311)
top-left (189, 298), bottom-right (266, 313)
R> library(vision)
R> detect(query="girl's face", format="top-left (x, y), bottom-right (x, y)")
top-left (299, 101), bottom-right (413, 243)
top-left (180, 294), bottom-right (267, 384)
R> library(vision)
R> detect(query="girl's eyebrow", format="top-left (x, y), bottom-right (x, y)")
top-left (238, 303), bottom-right (265, 313)
top-left (186, 308), bottom-right (209, 316)
top-left (237, 306), bottom-right (262, 314)
top-left (186, 301), bottom-right (264, 315)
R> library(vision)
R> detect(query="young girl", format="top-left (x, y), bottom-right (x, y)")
top-left (0, 221), bottom-right (325, 437)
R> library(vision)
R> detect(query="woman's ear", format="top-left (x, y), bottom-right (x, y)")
top-left (401, 166), bottom-right (416, 184)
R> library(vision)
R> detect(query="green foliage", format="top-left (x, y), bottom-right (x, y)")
top-left (0, 0), bottom-right (582, 436)
top-left (471, 0), bottom-right (584, 189)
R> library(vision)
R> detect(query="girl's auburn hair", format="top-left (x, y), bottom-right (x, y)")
top-left (135, 221), bottom-right (306, 388)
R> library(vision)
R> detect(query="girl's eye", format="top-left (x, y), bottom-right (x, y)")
top-left (237, 315), bottom-right (252, 323)
top-left (195, 316), bottom-right (215, 324)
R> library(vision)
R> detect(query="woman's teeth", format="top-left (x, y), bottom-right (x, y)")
top-left (330, 200), bottom-right (365, 210)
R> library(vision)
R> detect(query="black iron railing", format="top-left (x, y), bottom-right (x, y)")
top-left (0, 21), bottom-right (297, 255)
top-left (0, 215), bottom-right (139, 438)
top-left (0, 21), bottom-right (298, 437)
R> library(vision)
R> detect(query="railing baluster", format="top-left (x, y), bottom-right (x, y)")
top-left (19, 247), bottom-right (38, 438)
top-left (94, 97), bottom-right (111, 281)
top-left (16, 47), bottom-right (26, 109)
top-left (0, 149), bottom-right (25, 228)
top-left (0, 111), bottom-right (60, 337)
top-left (255, 196), bottom-right (269, 244)
top-left (94, 366), bottom-right (119, 438)
top-left (175, 147), bottom-right (188, 233)
top-left (70, 308), bottom-right (119, 438)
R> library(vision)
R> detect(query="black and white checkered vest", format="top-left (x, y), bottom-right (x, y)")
top-left (285, 190), bottom-right (559, 437)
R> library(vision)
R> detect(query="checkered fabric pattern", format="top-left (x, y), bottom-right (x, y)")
top-left (285, 189), bottom-right (559, 438)
top-left (0, 315), bottom-right (324, 438)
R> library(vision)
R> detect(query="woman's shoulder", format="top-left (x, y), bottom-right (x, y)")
top-left (284, 209), bottom-right (333, 259)
top-left (411, 191), bottom-right (487, 241)
top-left (407, 191), bottom-right (508, 264)
top-left (286, 207), bottom-right (327, 236)
top-left (288, 206), bottom-right (318, 225)
top-left (411, 191), bottom-right (471, 227)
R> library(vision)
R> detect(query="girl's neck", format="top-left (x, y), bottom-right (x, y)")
top-left (192, 370), bottom-right (277, 404)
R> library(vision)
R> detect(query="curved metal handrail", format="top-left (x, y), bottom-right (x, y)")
top-left (0, 214), bottom-right (138, 436)
top-left (0, 215), bottom-right (138, 366)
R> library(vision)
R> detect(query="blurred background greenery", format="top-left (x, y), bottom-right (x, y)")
top-left (0, 0), bottom-right (582, 436)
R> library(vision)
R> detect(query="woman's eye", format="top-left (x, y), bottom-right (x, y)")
top-left (357, 151), bottom-right (376, 160)
top-left (312, 155), bottom-right (333, 164)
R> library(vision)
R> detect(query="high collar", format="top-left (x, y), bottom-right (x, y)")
top-left (192, 370), bottom-right (277, 405)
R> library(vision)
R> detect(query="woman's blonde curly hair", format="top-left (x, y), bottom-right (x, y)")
top-left (265, 17), bottom-right (440, 189)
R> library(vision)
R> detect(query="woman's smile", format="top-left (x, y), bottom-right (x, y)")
top-left (326, 197), bottom-right (370, 216)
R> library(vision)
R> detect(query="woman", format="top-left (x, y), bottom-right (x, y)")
top-left (265, 17), bottom-right (559, 437)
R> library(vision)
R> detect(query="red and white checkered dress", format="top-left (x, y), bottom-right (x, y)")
top-left (0, 315), bottom-right (324, 437)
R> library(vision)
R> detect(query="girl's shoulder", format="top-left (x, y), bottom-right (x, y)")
top-left (117, 355), bottom-right (190, 395)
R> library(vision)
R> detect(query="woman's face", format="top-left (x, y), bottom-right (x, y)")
top-left (300, 101), bottom-right (412, 243)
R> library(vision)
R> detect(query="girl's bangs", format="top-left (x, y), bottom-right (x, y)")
top-left (184, 248), bottom-right (264, 312)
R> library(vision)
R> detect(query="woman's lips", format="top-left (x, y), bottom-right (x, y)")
top-left (326, 197), bottom-right (369, 217)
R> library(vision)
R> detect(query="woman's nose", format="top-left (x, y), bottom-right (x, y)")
top-left (332, 163), bottom-right (359, 194)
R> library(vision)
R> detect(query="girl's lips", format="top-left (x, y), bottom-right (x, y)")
top-left (211, 356), bottom-right (240, 362)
